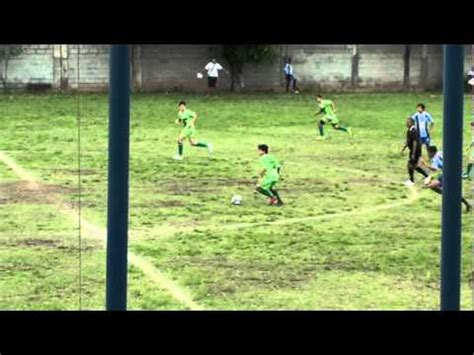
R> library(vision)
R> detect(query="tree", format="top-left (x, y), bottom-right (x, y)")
top-left (0, 45), bottom-right (24, 91)
top-left (222, 45), bottom-right (279, 92)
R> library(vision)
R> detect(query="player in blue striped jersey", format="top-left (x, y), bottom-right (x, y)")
top-left (423, 146), bottom-right (471, 212)
top-left (411, 103), bottom-right (434, 156)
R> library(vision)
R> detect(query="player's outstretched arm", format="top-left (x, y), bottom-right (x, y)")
top-left (192, 113), bottom-right (198, 125)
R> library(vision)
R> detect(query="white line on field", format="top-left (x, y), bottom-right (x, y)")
top-left (0, 149), bottom-right (420, 309)
top-left (0, 150), bottom-right (204, 311)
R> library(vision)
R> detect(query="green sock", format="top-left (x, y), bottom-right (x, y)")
top-left (196, 142), bottom-right (208, 148)
top-left (270, 188), bottom-right (282, 203)
top-left (318, 124), bottom-right (324, 136)
top-left (256, 187), bottom-right (274, 198)
top-left (178, 142), bottom-right (183, 156)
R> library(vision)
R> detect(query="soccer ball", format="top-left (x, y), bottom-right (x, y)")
top-left (197, 72), bottom-right (203, 79)
top-left (231, 195), bottom-right (242, 205)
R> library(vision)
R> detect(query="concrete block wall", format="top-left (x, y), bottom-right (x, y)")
top-left (1, 45), bottom-right (54, 88)
top-left (140, 44), bottom-right (215, 91)
top-left (287, 44), bottom-right (352, 90)
top-left (68, 45), bottom-right (110, 89)
top-left (1, 44), bottom-right (471, 92)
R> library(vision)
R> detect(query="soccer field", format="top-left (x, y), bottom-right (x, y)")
top-left (0, 92), bottom-right (472, 310)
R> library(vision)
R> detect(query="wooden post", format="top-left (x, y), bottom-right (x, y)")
top-left (403, 45), bottom-right (411, 89)
top-left (351, 45), bottom-right (359, 87)
top-left (420, 44), bottom-right (429, 90)
top-left (131, 45), bottom-right (142, 92)
top-left (60, 45), bottom-right (69, 91)
top-left (53, 45), bottom-right (62, 90)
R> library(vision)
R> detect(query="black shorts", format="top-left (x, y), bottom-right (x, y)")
top-left (208, 77), bottom-right (218, 88)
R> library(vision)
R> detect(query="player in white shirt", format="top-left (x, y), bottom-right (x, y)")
top-left (200, 58), bottom-right (228, 95)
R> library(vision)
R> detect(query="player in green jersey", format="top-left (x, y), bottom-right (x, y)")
top-left (315, 94), bottom-right (353, 140)
top-left (462, 139), bottom-right (473, 179)
top-left (254, 144), bottom-right (283, 206)
top-left (173, 101), bottom-right (213, 160)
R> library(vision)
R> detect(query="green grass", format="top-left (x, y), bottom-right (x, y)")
top-left (0, 92), bottom-right (472, 310)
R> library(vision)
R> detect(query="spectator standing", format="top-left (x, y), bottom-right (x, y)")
top-left (201, 58), bottom-right (228, 96)
top-left (283, 58), bottom-right (298, 93)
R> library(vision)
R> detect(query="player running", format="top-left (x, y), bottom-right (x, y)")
top-left (462, 140), bottom-right (473, 180)
top-left (401, 117), bottom-right (429, 186)
top-left (173, 101), bottom-right (213, 160)
top-left (411, 103), bottom-right (434, 156)
top-left (315, 94), bottom-right (353, 140)
top-left (422, 146), bottom-right (471, 212)
top-left (255, 144), bottom-right (283, 206)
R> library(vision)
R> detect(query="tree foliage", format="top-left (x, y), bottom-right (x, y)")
top-left (0, 45), bottom-right (24, 90)
top-left (222, 45), bottom-right (279, 92)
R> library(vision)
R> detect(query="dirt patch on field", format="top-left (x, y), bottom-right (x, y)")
top-left (44, 168), bottom-right (99, 176)
top-left (174, 256), bottom-right (316, 294)
top-left (132, 200), bottom-right (185, 208)
top-left (348, 177), bottom-right (387, 185)
top-left (3, 237), bottom-right (97, 252)
top-left (155, 178), bottom-right (255, 195)
top-left (0, 181), bottom-right (78, 205)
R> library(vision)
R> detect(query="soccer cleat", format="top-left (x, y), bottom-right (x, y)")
top-left (423, 176), bottom-right (432, 185)
top-left (172, 154), bottom-right (184, 160)
top-left (316, 136), bottom-right (327, 141)
top-left (268, 197), bottom-right (277, 205)
top-left (404, 180), bottom-right (415, 187)
top-left (207, 143), bottom-right (213, 155)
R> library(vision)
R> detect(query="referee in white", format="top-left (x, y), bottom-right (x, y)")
top-left (200, 58), bottom-right (228, 95)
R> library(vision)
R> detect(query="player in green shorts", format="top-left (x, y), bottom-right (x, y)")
top-left (254, 144), bottom-right (283, 205)
top-left (315, 94), bottom-right (353, 140)
top-left (173, 101), bottom-right (213, 160)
